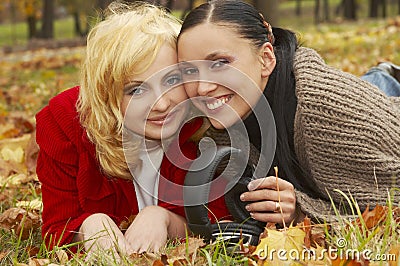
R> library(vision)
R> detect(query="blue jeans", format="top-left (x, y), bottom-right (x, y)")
top-left (361, 67), bottom-right (400, 97)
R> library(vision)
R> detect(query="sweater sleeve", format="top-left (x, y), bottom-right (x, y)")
top-left (36, 98), bottom-right (91, 248)
top-left (36, 88), bottom-right (137, 249)
top-left (293, 48), bottom-right (400, 220)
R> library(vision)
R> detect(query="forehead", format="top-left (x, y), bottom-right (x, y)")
top-left (133, 44), bottom-right (179, 81)
top-left (178, 23), bottom-right (250, 61)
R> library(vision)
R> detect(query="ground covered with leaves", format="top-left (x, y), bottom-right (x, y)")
top-left (0, 18), bottom-right (400, 265)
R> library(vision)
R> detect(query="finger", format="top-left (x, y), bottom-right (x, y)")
top-left (250, 211), bottom-right (295, 224)
top-left (245, 200), bottom-right (276, 212)
top-left (241, 189), bottom-right (296, 202)
top-left (248, 176), bottom-right (294, 191)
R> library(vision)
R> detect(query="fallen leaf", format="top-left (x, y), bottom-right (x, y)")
top-left (28, 258), bottom-right (50, 266)
top-left (0, 251), bottom-right (9, 260)
top-left (1, 146), bottom-right (24, 163)
top-left (16, 198), bottom-right (43, 212)
top-left (252, 226), bottom-right (306, 265)
top-left (0, 207), bottom-right (41, 240)
top-left (167, 237), bottom-right (205, 265)
top-left (24, 131), bottom-right (39, 173)
top-left (55, 249), bottom-right (68, 264)
top-left (389, 245), bottom-right (399, 266)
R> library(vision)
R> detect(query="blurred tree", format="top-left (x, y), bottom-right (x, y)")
top-left (315, 0), bottom-right (330, 23)
top-left (369, 0), bottom-right (387, 18)
top-left (59, 0), bottom-right (96, 37)
top-left (296, 0), bottom-right (301, 16)
top-left (336, 0), bottom-right (357, 20)
top-left (181, 0), bottom-right (195, 19)
top-left (254, 0), bottom-right (279, 26)
top-left (14, 0), bottom-right (42, 39)
top-left (39, 0), bottom-right (54, 38)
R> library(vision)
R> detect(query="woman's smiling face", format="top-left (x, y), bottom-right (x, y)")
top-left (178, 23), bottom-right (275, 129)
top-left (121, 44), bottom-right (188, 140)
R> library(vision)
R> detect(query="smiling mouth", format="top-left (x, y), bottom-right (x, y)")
top-left (205, 95), bottom-right (233, 110)
top-left (147, 110), bottom-right (177, 126)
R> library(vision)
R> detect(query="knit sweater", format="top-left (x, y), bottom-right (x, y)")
top-left (207, 47), bottom-right (400, 222)
top-left (293, 47), bottom-right (400, 221)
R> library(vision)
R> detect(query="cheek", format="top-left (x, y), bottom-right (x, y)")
top-left (172, 86), bottom-right (188, 102)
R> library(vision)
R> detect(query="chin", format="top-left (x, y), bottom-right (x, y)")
top-left (210, 118), bottom-right (230, 130)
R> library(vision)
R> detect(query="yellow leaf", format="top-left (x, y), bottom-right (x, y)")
top-left (253, 226), bottom-right (306, 265)
top-left (1, 146), bottom-right (24, 163)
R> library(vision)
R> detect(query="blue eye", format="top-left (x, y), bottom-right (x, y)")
top-left (164, 74), bottom-right (182, 87)
top-left (128, 86), bottom-right (146, 96)
top-left (210, 59), bottom-right (229, 69)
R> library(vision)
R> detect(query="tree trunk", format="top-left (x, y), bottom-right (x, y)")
top-left (382, 0), bottom-right (386, 18)
top-left (343, 0), bottom-right (357, 20)
top-left (181, 0), bottom-right (195, 19)
top-left (315, 0), bottom-right (321, 24)
top-left (369, 0), bottom-right (378, 17)
top-left (27, 16), bottom-right (37, 39)
top-left (323, 0), bottom-right (330, 21)
top-left (296, 0), bottom-right (301, 16)
top-left (40, 0), bottom-right (54, 39)
top-left (254, 0), bottom-right (279, 26)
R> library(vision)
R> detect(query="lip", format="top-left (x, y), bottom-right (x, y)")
top-left (147, 110), bottom-right (178, 126)
top-left (203, 94), bottom-right (233, 112)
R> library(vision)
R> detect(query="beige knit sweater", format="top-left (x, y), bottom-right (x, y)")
top-left (293, 47), bottom-right (400, 221)
top-left (207, 47), bottom-right (400, 222)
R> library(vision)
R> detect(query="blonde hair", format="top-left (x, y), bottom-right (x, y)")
top-left (77, 1), bottom-right (181, 179)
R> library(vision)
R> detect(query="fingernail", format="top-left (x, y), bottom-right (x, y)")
top-left (245, 205), bottom-right (250, 211)
top-left (247, 182), bottom-right (255, 191)
top-left (240, 194), bottom-right (245, 201)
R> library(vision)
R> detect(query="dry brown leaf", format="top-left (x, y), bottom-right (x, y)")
top-left (166, 237), bottom-right (205, 265)
top-left (24, 131), bottom-right (39, 174)
top-left (303, 217), bottom-right (312, 249)
top-left (25, 246), bottom-right (40, 257)
top-left (388, 245), bottom-right (399, 266)
top-left (0, 207), bottom-right (41, 240)
top-left (0, 251), bottom-right (9, 260)
top-left (353, 205), bottom-right (387, 230)
top-left (28, 258), bottom-right (51, 266)
top-left (169, 237), bottom-right (205, 258)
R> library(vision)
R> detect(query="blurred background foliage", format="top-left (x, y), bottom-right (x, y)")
top-left (0, 0), bottom-right (399, 116)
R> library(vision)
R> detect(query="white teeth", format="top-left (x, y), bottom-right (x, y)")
top-left (206, 96), bottom-right (230, 110)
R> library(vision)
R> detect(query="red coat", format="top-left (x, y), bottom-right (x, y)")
top-left (36, 87), bottom-right (230, 249)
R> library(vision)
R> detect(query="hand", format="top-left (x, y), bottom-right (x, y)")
top-left (124, 205), bottom-right (170, 254)
top-left (77, 213), bottom-right (134, 258)
top-left (240, 176), bottom-right (297, 224)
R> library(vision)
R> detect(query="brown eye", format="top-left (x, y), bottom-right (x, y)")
top-left (210, 59), bottom-right (229, 70)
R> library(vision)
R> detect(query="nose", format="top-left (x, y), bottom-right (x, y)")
top-left (197, 81), bottom-right (218, 96)
top-left (152, 91), bottom-right (171, 112)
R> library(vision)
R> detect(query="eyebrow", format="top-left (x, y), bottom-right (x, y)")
top-left (205, 51), bottom-right (228, 60)
top-left (123, 80), bottom-right (143, 93)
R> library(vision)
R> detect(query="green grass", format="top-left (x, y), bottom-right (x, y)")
top-left (0, 17), bottom-right (75, 47)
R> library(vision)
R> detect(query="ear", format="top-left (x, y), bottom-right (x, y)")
top-left (258, 42), bottom-right (276, 78)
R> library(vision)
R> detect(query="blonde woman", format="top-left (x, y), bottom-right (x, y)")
top-left (36, 2), bottom-right (198, 255)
